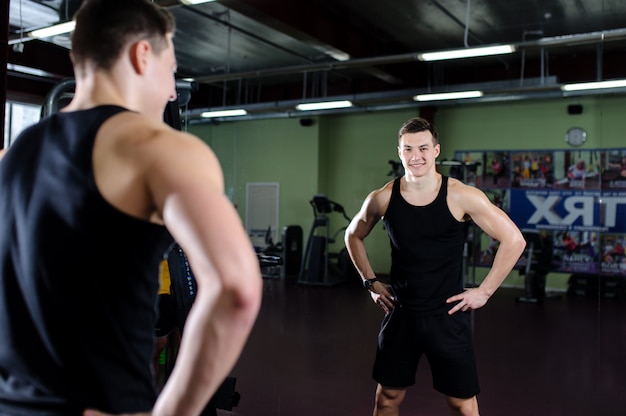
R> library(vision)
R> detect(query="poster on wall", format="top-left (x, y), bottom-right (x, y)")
top-left (552, 230), bottom-right (600, 274)
top-left (483, 151), bottom-right (510, 189)
top-left (600, 233), bottom-right (626, 276)
top-left (510, 151), bottom-right (555, 188)
top-left (553, 150), bottom-right (601, 190)
top-left (601, 149), bottom-right (626, 190)
top-left (461, 147), bottom-right (626, 276)
top-left (510, 188), bottom-right (626, 232)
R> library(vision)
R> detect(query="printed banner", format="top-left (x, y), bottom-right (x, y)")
top-left (509, 189), bottom-right (626, 234)
top-left (455, 148), bottom-right (626, 276)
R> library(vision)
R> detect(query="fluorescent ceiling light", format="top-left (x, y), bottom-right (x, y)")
top-left (414, 91), bottom-right (483, 102)
top-left (180, 0), bottom-right (217, 4)
top-left (201, 109), bottom-right (247, 118)
top-left (296, 100), bottom-right (353, 111)
top-left (7, 63), bottom-right (51, 77)
top-left (418, 45), bottom-right (515, 61)
top-left (29, 21), bottom-right (76, 39)
top-left (561, 79), bottom-right (626, 91)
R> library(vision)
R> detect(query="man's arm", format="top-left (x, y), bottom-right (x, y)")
top-left (344, 184), bottom-right (395, 312)
top-left (144, 132), bottom-right (262, 416)
top-left (446, 181), bottom-right (526, 314)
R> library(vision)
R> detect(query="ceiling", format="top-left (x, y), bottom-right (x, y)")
top-left (7, 0), bottom-right (626, 121)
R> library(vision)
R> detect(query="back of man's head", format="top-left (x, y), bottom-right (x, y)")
top-left (70, 0), bottom-right (175, 72)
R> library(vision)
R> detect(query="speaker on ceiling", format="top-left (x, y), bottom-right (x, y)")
top-left (567, 104), bottom-right (583, 115)
top-left (299, 118), bottom-right (314, 127)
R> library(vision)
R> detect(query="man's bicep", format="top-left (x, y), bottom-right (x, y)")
top-left (162, 185), bottom-right (254, 286)
top-left (350, 193), bottom-right (382, 239)
top-left (472, 201), bottom-right (519, 242)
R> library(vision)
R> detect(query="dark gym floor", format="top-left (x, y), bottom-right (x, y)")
top-left (220, 276), bottom-right (625, 416)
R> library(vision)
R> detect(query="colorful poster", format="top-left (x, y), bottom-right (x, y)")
top-left (552, 230), bottom-right (600, 274)
top-left (600, 233), bottom-right (626, 276)
top-left (552, 150), bottom-right (601, 190)
top-left (600, 149), bottom-right (626, 190)
top-left (510, 151), bottom-right (555, 188)
top-left (484, 151), bottom-right (510, 189)
top-left (459, 147), bottom-right (626, 276)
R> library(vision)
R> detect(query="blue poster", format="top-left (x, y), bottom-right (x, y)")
top-left (509, 188), bottom-right (626, 234)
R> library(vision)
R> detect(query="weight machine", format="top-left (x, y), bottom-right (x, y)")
top-left (298, 194), bottom-right (354, 286)
top-left (516, 230), bottom-right (561, 303)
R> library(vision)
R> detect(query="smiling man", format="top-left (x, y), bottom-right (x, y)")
top-left (345, 116), bottom-right (525, 416)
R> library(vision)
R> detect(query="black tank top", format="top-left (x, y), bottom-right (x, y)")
top-left (382, 176), bottom-right (468, 315)
top-left (0, 106), bottom-right (173, 415)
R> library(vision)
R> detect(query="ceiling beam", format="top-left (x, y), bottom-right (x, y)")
top-left (191, 27), bottom-right (626, 85)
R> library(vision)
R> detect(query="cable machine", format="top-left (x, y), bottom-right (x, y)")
top-left (516, 230), bottom-right (561, 303)
top-left (298, 194), bottom-right (354, 286)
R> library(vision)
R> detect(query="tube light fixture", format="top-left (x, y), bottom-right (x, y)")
top-left (414, 91), bottom-right (483, 102)
top-left (418, 45), bottom-right (515, 62)
top-left (561, 79), bottom-right (626, 91)
top-left (29, 21), bottom-right (76, 39)
top-left (201, 109), bottom-right (247, 118)
top-left (180, 0), bottom-right (218, 5)
top-left (295, 100), bottom-right (353, 111)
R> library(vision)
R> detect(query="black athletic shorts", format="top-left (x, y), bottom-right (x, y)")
top-left (372, 306), bottom-right (480, 399)
top-left (155, 294), bottom-right (176, 338)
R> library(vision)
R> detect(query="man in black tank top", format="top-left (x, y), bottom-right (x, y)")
top-left (345, 117), bottom-right (526, 415)
top-left (0, 1), bottom-right (262, 415)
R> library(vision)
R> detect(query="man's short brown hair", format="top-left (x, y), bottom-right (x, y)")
top-left (70, 0), bottom-right (175, 71)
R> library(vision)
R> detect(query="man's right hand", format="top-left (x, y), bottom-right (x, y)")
top-left (370, 282), bottom-right (396, 313)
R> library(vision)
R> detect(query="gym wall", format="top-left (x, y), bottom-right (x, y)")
top-left (188, 94), bottom-right (626, 290)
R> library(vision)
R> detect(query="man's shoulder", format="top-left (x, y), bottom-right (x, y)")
top-left (446, 176), bottom-right (470, 191)
top-left (364, 179), bottom-right (395, 216)
top-left (372, 179), bottom-right (395, 199)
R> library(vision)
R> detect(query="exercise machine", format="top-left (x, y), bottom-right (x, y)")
top-left (298, 194), bottom-right (354, 286)
top-left (41, 78), bottom-right (195, 126)
top-left (255, 225), bottom-right (302, 279)
top-left (256, 226), bottom-right (283, 278)
top-left (516, 230), bottom-right (561, 303)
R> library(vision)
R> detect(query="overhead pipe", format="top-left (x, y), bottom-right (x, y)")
top-left (186, 76), bottom-right (561, 119)
top-left (192, 28), bottom-right (626, 85)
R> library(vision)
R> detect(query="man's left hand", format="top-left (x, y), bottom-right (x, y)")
top-left (446, 288), bottom-right (489, 315)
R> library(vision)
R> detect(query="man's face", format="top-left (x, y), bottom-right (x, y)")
top-left (397, 131), bottom-right (440, 177)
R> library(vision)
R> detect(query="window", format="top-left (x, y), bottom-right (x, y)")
top-left (4, 102), bottom-right (41, 148)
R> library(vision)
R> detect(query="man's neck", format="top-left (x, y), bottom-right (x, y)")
top-left (403, 171), bottom-right (441, 191)
top-left (63, 71), bottom-right (129, 112)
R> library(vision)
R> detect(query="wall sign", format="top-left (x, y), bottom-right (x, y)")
top-left (453, 148), bottom-right (626, 276)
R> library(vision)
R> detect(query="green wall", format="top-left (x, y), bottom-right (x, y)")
top-left (188, 94), bottom-right (626, 289)
top-left (189, 118), bottom-right (320, 239)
